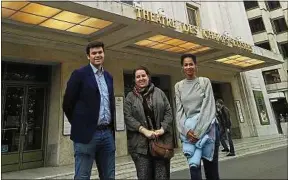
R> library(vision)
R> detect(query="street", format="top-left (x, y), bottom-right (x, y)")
top-left (171, 147), bottom-right (288, 179)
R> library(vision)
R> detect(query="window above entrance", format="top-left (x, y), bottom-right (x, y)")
top-left (134, 34), bottom-right (212, 54)
top-left (1, 61), bottom-right (50, 82)
top-left (1, 1), bottom-right (113, 35)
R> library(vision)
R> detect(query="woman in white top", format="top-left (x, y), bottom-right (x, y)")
top-left (175, 53), bottom-right (220, 180)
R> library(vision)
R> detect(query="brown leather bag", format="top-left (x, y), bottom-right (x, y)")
top-left (149, 138), bottom-right (174, 159)
top-left (143, 102), bottom-right (174, 159)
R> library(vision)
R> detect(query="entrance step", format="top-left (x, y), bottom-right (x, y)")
top-left (114, 135), bottom-right (288, 179)
top-left (2, 134), bottom-right (287, 179)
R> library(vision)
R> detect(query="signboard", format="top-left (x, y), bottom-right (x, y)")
top-left (63, 114), bottom-right (71, 136)
top-left (235, 100), bottom-right (244, 123)
top-left (253, 90), bottom-right (270, 125)
top-left (115, 96), bottom-right (125, 131)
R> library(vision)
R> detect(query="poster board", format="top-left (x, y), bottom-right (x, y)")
top-left (253, 90), bottom-right (270, 125)
top-left (115, 96), bottom-right (126, 131)
top-left (235, 100), bottom-right (244, 123)
top-left (63, 114), bottom-right (71, 136)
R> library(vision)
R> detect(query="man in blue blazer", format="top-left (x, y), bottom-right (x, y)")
top-left (63, 41), bottom-right (115, 179)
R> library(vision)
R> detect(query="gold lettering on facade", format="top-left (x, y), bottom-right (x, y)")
top-left (189, 25), bottom-right (198, 35)
top-left (142, 10), bottom-right (150, 20)
top-left (135, 8), bottom-right (142, 19)
top-left (165, 18), bottom-right (175, 28)
top-left (181, 23), bottom-right (189, 33)
top-left (135, 7), bottom-right (252, 52)
top-left (150, 12), bottom-right (156, 22)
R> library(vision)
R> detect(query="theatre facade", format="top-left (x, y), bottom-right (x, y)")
top-left (1, 1), bottom-right (284, 172)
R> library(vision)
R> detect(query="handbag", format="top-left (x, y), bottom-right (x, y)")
top-left (146, 115), bottom-right (174, 159)
top-left (149, 138), bottom-right (174, 159)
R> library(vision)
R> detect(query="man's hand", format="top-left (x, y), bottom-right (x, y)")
top-left (154, 127), bottom-right (165, 137)
top-left (187, 130), bottom-right (199, 143)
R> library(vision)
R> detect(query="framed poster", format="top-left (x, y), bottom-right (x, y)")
top-left (235, 100), bottom-right (244, 123)
top-left (63, 114), bottom-right (71, 136)
top-left (253, 90), bottom-right (270, 125)
top-left (115, 96), bottom-right (125, 131)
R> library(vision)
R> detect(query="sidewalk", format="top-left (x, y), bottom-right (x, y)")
top-left (2, 134), bottom-right (287, 179)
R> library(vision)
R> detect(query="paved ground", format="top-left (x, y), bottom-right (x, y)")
top-left (171, 147), bottom-right (288, 179)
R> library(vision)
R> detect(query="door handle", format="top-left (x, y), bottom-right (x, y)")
top-left (24, 122), bottom-right (28, 135)
top-left (20, 122), bottom-right (25, 136)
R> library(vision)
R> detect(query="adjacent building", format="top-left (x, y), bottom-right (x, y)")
top-left (1, 1), bottom-right (284, 172)
top-left (243, 0), bottom-right (288, 134)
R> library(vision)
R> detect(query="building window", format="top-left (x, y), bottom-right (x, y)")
top-left (262, 69), bottom-right (281, 84)
top-left (121, 1), bottom-right (133, 5)
top-left (279, 42), bottom-right (288, 58)
top-left (266, 1), bottom-right (281, 11)
top-left (186, 4), bottom-right (199, 26)
top-left (249, 17), bottom-right (266, 34)
top-left (244, 1), bottom-right (259, 10)
top-left (272, 17), bottom-right (288, 34)
top-left (255, 41), bottom-right (271, 50)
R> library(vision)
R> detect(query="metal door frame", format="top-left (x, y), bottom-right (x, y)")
top-left (1, 81), bottom-right (48, 171)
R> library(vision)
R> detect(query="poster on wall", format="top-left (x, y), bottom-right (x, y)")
top-left (115, 96), bottom-right (125, 131)
top-left (63, 114), bottom-right (71, 136)
top-left (253, 90), bottom-right (270, 125)
top-left (235, 100), bottom-right (244, 123)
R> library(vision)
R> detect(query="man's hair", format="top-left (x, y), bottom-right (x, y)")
top-left (86, 41), bottom-right (104, 55)
top-left (180, 53), bottom-right (197, 66)
top-left (216, 99), bottom-right (224, 105)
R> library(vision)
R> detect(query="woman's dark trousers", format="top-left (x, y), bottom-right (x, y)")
top-left (190, 125), bottom-right (220, 180)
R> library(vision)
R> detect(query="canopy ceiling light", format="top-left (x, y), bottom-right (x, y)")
top-left (1, 1), bottom-right (113, 35)
top-left (215, 55), bottom-right (264, 67)
top-left (135, 35), bottom-right (212, 54)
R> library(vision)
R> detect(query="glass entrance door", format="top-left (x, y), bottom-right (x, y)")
top-left (1, 85), bottom-right (47, 172)
top-left (1, 86), bottom-right (24, 172)
top-left (21, 87), bottom-right (46, 170)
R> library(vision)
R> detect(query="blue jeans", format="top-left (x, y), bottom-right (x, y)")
top-left (74, 129), bottom-right (115, 180)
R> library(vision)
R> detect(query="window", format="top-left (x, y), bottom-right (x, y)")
top-left (249, 17), bottom-right (266, 34)
top-left (272, 17), bottom-right (288, 34)
top-left (1, 61), bottom-right (50, 82)
top-left (244, 1), bottom-right (259, 10)
top-left (266, 1), bottom-right (281, 11)
top-left (186, 4), bottom-right (199, 26)
top-left (262, 69), bottom-right (281, 84)
top-left (255, 41), bottom-right (271, 50)
top-left (279, 42), bottom-right (288, 58)
top-left (121, 1), bottom-right (133, 5)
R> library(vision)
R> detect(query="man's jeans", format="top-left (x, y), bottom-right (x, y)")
top-left (74, 129), bottom-right (115, 180)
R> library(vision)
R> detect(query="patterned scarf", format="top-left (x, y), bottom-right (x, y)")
top-left (133, 83), bottom-right (155, 110)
